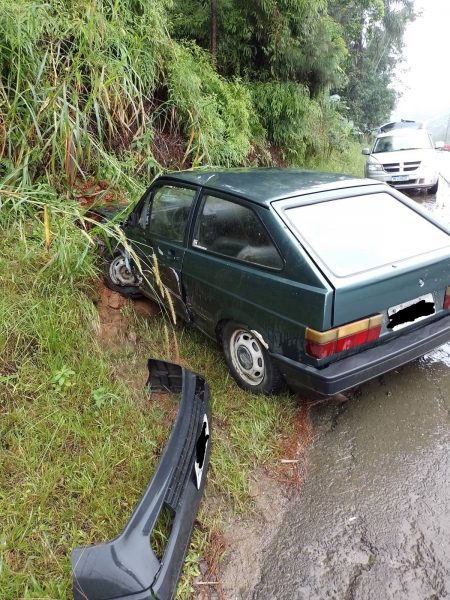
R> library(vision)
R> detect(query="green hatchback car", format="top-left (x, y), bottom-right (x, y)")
top-left (104, 168), bottom-right (450, 396)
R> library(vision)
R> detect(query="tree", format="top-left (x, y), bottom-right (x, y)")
top-left (329, 0), bottom-right (416, 131)
top-left (169, 0), bottom-right (347, 97)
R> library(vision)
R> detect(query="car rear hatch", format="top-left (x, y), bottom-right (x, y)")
top-left (276, 188), bottom-right (450, 349)
top-left (331, 254), bottom-right (450, 329)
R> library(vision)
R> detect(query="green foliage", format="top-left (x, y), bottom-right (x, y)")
top-left (0, 0), bottom-right (168, 186)
top-left (169, 0), bottom-right (348, 96)
top-left (249, 82), bottom-right (319, 162)
top-left (249, 82), bottom-right (358, 164)
top-left (164, 43), bottom-right (252, 165)
top-left (52, 365), bottom-right (76, 389)
top-left (329, 0), bottom-right (416, 132)
top-left (0, 0), bottom-right (255, 188)
top-left (345, 61), bottom-right (397, 132)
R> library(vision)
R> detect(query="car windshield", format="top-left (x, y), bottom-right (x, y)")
top-left (283, 193), bottom-right (450, 277)
top-left (372, 131), bottom-right (433, 153)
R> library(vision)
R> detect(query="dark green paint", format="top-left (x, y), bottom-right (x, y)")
top-left (118, 169), bottom-right (450, 388)
top-left (165, 168), bottom-right (377, 205)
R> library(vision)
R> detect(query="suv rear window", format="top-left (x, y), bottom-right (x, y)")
top-left (284, 193), bottom-right (450, 277)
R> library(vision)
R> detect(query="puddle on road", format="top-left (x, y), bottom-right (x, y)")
top-left (410, 175), bottom-right (450, 225)
top-left (253, 369), bottom-right (450, 600)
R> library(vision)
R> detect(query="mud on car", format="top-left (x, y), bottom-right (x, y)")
top-left (104, 168), bottom-right (450, 396)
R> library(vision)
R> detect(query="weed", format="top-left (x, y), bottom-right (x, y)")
top-left (52, 365), bottom-right (76, 389)
top-left (91, 386), bottom-right (120, 410)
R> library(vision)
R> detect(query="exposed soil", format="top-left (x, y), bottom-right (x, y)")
top-left (217, 470), bottom-right (291, 600)
top-left (73, 179), bottom-right (128, 207)
top-left (152, 128), bottom-right (188, 170)
top-left (93, 281), bottom-right (160, 341)
top-left (246, 143), bottom-right (286, 168)
top-left (194, 402), bottom-right (320, 600)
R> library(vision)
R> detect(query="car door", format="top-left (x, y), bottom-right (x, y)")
top-left (127, 182), bottom-right (198, 321)
top-left (182, 191), bottom-right (285, 338)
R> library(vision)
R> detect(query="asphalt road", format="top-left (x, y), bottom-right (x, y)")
top-left (251, 168), bottom-right (450, 600)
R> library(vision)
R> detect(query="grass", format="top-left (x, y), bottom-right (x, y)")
top-left (126, 316), bottom-right (298, 509)
top-left (304, 138), bottom-right (366, 178)
top-left (0, 202), bottom-right (297, 599)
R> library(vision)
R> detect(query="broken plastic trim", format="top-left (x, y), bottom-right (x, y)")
top-left (72, 358), bottom-right (211, 600)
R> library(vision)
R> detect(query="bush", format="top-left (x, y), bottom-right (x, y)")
top-left (164, 43), bottom-right (253, 166)
top-left (249, 82), bottom-right (313, 162)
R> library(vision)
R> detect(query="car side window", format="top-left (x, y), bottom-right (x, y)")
top-left (194, 195), bottom-right (283, 269)
top-left (148, 186), bottom-right (196, 242)
top-left (137, 194), bottom-right (151, 229)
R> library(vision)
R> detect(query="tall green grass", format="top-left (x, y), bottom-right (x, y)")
top-left (0, 191), bottom-right (297, 598)
top-left (0, 0), bottom-right (255, 189)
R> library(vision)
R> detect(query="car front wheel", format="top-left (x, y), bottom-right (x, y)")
top-left (103, 254), bottom-right (143, 298)
top-left (222, 322), bottom-right (283, 395)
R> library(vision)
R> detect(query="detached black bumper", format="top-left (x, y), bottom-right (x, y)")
top-left (273, 314), bottom-right (450, 396)
top-left (72, 359), bottom-right (211, 600)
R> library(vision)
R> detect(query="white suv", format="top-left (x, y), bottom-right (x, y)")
top-left (363, 128), bottom-right (440, 194)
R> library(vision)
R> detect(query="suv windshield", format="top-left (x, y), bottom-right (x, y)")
top-left (373, 131), bottom-right (433, 153)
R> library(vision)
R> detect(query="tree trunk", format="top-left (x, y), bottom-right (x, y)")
top-left (210, 0), bottom-right (217, 64)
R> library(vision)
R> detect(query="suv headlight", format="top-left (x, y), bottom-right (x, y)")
top-left (366, 157), bottom-right (385, 173)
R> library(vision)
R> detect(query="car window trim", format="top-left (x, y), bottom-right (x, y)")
top-left (190, 188), bottom-right (285, 271)
top-left (145, 181), bottom-right (201, 246)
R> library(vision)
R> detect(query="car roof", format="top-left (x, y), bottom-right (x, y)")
top-left (164, 168), bottom-right (377, 205)
top-left (377, 119), bottom-right (423, 133)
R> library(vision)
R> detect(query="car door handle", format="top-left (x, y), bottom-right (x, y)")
top-left (166, 249), bottom-right (180, 262)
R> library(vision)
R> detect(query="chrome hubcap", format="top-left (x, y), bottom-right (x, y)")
top-left (109, 256), bottom-right (140, 287)
top-left (230, 329), bottom-right (265, 386)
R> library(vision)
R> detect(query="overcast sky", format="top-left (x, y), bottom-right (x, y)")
top-left (392, 0), bottom-right (450, 123)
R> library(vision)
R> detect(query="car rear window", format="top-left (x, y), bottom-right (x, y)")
top-left (284, 193), bottom-right (450, 277)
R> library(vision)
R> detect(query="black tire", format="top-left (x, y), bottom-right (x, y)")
top-left (428, 179), bottom-right (439, 195)
top-left (221, 321), bottom-right (284, 395)
top-left (103, 254), bottom-right (143, 299)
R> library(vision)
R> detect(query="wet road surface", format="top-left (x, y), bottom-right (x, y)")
top-left (251, 169), bottom-right (450, 600)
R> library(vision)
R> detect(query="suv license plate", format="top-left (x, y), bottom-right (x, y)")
top-left (388, 293), bottom-right (435, 331)
top-left (391, 175), bottom-right (409, 182)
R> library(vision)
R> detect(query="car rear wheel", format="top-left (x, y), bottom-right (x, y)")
top-left (222, 322), bottom-right (284, 395)
top-left (103, 254), bottom-right (143, 298)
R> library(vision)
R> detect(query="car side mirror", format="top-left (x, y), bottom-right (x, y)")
top-left (435, 141), bottom-right (445, 150)
top-left (362, 147), bottom-right (370, 155)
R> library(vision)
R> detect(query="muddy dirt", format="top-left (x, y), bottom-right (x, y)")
top-left (218, 471), bottom-right (291, 600)
top-left (94, 281), bottom-right (160, 340)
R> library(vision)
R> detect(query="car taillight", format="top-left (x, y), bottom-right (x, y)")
top-left (444, 286), bottom-right (450, 310)
top-left (305, 315), bottom-right (383, 359)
